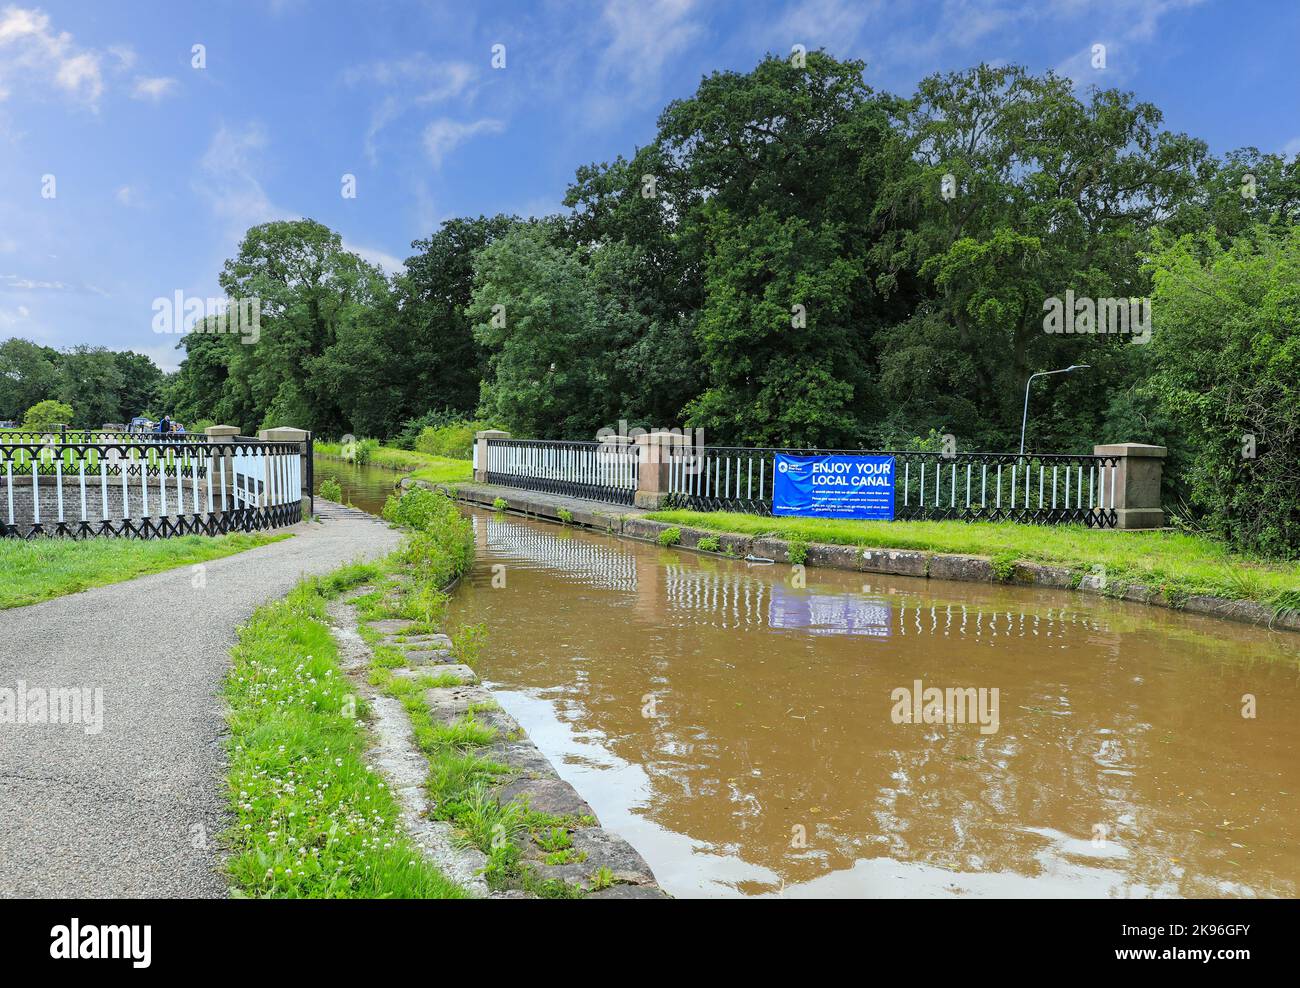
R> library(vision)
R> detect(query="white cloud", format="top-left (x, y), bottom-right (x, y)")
top-left (0, 6), bottom-right (104, 106)
top-left (346, 241), bottom-right (405, 274)
top-left (599, 0), bottom-right (703, 96)
top-left (116, 185), bottom-right (135, 205)
top-left (1281, 136), bottom-right (1300, 159)
top-left (196, 122), bottom-right (290, 234)
top-left (774, 0), bottom-right (879, 46)
top-left (422, 117), bottom-right (504, 168)
top-left (345, 55), bottom-right (477, 163)
top-left (1051, 0), bottom-right (1206, 87)
top-left (0, 304), bottom-right (31, 329)
top-left (132, 76), bottom-right (177, 101)
top-left (0, 273), bottom-right (70, 291)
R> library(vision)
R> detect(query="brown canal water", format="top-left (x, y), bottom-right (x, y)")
top-left (312, 457), bottom-right (402, 515)
top-left (447, 507), bottom-right (1300, 899)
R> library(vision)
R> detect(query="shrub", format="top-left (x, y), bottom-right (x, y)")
top-left (657, 526), bottom-right (681, 547)
top-left (351, 438), bottom-right (380, 465)
top-left (787, 538), bottom-right (809, 566)
top-left (318, 478), bottom-right (343, 501)
top-left (415, 422), bottom-right (480, 460)
top-left (991, 551), bottom-right (1019, 583)
top-left (1147, 225), bottom-right (1300, 556)
top-left (557, 508), bottom-right (573, 526)
top-left (23, 399), bottom-right (73, 430)
top-left (383, 487), bottom-right (476, 588)
top-left (492, 497), bottom-right (508, 512)
top-left (697, 535), bottom-right (721, 552)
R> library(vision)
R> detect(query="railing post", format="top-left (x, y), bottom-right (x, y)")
top-left (475, 430), bottom-right (510, 483)
top-left (1093, 443), bottom-right (1166, 529)
top-left (634, 431), bottom-right (689, 509)
top-left (259, 426), bottom-right (310, 516)
top-left (205, 424), bottom-right (240, 511)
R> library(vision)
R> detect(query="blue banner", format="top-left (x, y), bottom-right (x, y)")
top-left (773, 454), bottom-right (895, 520)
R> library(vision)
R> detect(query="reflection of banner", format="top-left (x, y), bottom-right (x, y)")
top-left (773, 454), bottom-right (895, 520)
top-left (769, 584), bottom-right (892, 638)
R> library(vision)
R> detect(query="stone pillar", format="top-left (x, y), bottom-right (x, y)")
top-left (1093, 442), bottom-right (1166, 529)
top-left (475, 430), bottom-right (510, 483)
top-left (259, 426), bottom-right (310, 511)
top-left (634, 431), bottom-right (691, 509)
top-left (206, 425), bottom-right (241, 507)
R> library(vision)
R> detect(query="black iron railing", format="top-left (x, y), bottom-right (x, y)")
top-left (664, 446), bottom-right (1121, 528)
top-left (0, 438), bottom-right (306, 538)
top-left (485, 438), bottom-right (640, 506)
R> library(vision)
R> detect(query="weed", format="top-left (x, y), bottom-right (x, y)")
top-left (657, 526), bottom-right (682, 547)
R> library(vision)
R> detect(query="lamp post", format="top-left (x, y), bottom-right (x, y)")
top-left (1019, 364), bottom-right (1089, 456)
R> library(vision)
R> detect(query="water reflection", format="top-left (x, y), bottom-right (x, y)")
top-left (453, 510), bottom-right (1300, 899)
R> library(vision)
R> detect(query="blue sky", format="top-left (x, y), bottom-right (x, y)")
top-left (1, 0), bottom-right (1296, 371)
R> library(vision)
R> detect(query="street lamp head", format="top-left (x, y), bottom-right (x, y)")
top-left (1065, 364), bottom-right (1091, 372)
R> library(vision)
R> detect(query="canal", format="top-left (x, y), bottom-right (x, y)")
top-left (449, 508), bottom-right (1300, 899)
top-left (316, 458), bottom-right (1300, 898)
top-left (312, 456), bottom-right (403, 515)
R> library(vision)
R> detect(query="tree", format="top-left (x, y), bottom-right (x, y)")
top-left (469, 224), bottom-right (619, 438)
top-left (57, 346), bottom-right (125, 427)
top-left (871, 64), bottom-right (1209, 450)
top-left (23, 399), bottom-right (73, 429)
top-left (1145, 224), bottom-right (1300, 555)
top-left (114, 350), bottom-right (165, 420)
top-left (214, 219), bottom-right (388, 434)
top-left (0, 338), bottom-right (60, 421)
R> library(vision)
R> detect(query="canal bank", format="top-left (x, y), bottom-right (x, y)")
top-left (414, 479), bottom-right (1300, 636)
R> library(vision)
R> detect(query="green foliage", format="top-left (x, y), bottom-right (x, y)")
top-left (1145, 225), bottom-right (1300, 555)
top-left (991, 552), bottom-right (1019, 584)
top-left (657, 526), bottom-right (682, 547)
top-left (317, 478), bottom-right (343, 502)
top-left (696, 535), bottom-right (721, 552)
top-left (787, 538), bottom-right (809, 566)
top-left (22, 399), bottom-right (73, 429)
top-left (383, 487), bottom-right (476, 590)
top-left (224, 577), bottom-right (467, 898)
top-left (492, 497), bottom-right (508, 512)
top-left (414, 421), bottom-right (479, 459)
top-left (450, 622), bottom-right (488, 666)
top-left (556, 508), bottom-right (573, 525)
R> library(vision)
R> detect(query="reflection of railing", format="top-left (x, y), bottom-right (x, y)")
top-left (664, 446), bottom-right (1121, 527)
top-left (485, 438), bottom-right (639, 505)
top-left (482, 516), bottom-right (638, 590)
top-left (0, 438), bottom-right (303, 538)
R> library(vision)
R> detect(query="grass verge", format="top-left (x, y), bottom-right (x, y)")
top-left (645, 510), bottom-right (1300, 612)
top-left (0, 532), bottom-right (288, 610)
top-left (315, 439), bottom-right (472, 484)
top-left (223, 561), bottom-right (469, 899)
top-left (361, 486), bottom-right (602, 896)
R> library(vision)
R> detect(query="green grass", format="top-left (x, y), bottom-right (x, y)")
top-left (408, 457), bottom-right (473, 485)
top-left (645, 510), bottom-right (1300, 610)
top-left (315, 439), bottom-right (472, 484)
top-left (0, 532), bottom-right (287, 609)
top-left (223, 566), bottom-right (469, 899)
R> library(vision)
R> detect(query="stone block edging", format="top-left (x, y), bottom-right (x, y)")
top-left (413, 479), bottom-right (1300, 637)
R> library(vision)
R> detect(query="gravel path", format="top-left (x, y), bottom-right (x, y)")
top-left (0, 501), bottom-right (401, 898)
